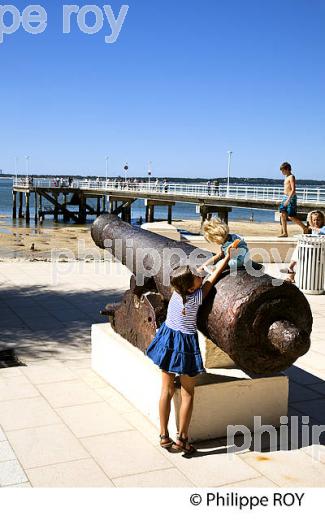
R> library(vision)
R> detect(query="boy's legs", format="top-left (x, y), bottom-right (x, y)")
top-left (289, 215), bottom-right (308, 232)
top-left (279, 211), bottom-right (288, 237)
top-left (178, 375), bottom-right (196, 439)
top-left (159, 371), bottom-right (175, 437)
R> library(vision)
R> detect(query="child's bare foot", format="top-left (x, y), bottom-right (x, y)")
top-left (278, 234), bottom-right (288, 238)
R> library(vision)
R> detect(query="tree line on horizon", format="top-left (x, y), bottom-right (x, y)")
top-left (0, 173), bottom-right (324, 186)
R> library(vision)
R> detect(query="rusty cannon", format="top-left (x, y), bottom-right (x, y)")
top-left (91, 214), bottom-right (312, 375)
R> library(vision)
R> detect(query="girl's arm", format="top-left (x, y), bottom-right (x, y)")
top-left (201, 248), bottom-right (232, 300)
top-left (197, 250), bottom-right (225, 274)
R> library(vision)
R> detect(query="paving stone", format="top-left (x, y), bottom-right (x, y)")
top-left (6, 424), bottom-right (89, 469)
top-left (0, 426), bottom-right (6, 442)
top-left (0, 378), bottom-right (39, 401)
top-left (222, 476), bottom-right (279, 487)
top-left (308, 383), bottom-right (325, 396)
top-left (113, 468), bottom-right (194, 487)
top-left (21, 362), bottom-right (78, 385)
top-left (0, 397), bottom-right (61, 431)
top-left (289, 381), bottom-right (324, 403)
top-left (162, 448), bottom-right (261, 487)
top-left (56, 401), bottom-right (133, 438)
top-left (26, 459), bottom-right (114, 487)
top-left (291, 398), bottom-right (325, 423)
top-left (37, 380), bottom-right (102, 408)
top-left (123, 410), bottom-right (160, 447)
top-left (81, 431), bottom-right (173, 479)
top-left (0, 460), bottom-right (28, 486)
top-left (0, 441), bottom-right (16, 462)
top-left (302, 444), bottom-right (325, 464)
top-left (0, 367), bottom-right (23, 379)
top-left (239, 450), bottom-right (325, 486)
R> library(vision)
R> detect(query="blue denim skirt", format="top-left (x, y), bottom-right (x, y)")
top-left (145, 322), bottom-right (205, 377)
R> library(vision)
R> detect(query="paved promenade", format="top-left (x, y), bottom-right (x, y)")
top-left (0, 261), bottom-right (324, 487)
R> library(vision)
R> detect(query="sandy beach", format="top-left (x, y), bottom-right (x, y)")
top-left (0, 216), bottom-right (302, 261)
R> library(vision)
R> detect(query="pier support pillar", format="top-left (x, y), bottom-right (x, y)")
top-left (126, 205), bottom-right (131, 223)
top-left (200, 206), bottom-right (208, 234)
top-left (78, 196), bottom-right (87, 224)
top-left (148, 204), bottom-right (155, 223)
top-left (97, 197), bottom-right (101, 216)
top-left (34, 192), bottom-right (38, 224)
top-left (63, 193), bottom-right (69, 222)
top-left (200, 205), bottom-right (232, 231)
top-left (121, 206), bottom-right (131, 223)
top-left (39, 195), bottom-right (43, 223)
top-left (167, 204), bottom-right (173, 225)
top-left (54, 193), bottom-right (59, 222)
top-left (18, 192), bottom-right (23, 218)
top-left (25, 192), bottom-right (30, 223)
top-left (12, 191), bottom-right (17, 219)
top-left (102, 195), bottom-right (106, 212)
top-left (217, 208), bottom-right (230, 224)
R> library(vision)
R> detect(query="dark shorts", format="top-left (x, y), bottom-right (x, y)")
top-left (279, 195), bottom-right (297, 217)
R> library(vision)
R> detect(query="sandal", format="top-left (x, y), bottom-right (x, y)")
top-left (159, 434), bottom-right (174, 449)
top-left (172, 435), bottom-right (196, 455)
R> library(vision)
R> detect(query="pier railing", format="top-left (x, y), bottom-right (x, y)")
top-left (12, 178), bottom-right (325, 203)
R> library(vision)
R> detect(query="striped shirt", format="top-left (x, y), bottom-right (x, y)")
top-left (165, 288), bottom-right (203, 334)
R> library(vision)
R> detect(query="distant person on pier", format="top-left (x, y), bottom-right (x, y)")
top-left (200, 218), bottom-right (250, 273)
top-left (207, 180), bottom-right (211, 195)
top-left (155, 178), bottom-right (160, 191)
top-left (278, 162), bottom-right (308, 237)
top-left (163, 178), bottom-right (168, 193)
top-left (213, 180), bottom-right (220, 196)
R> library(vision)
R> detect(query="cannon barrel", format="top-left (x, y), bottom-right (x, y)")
top-left (91, 214), bottom-right (312, 374)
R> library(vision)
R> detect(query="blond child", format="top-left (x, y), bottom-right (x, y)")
top-left (200, 218), bottom-right (250, 273)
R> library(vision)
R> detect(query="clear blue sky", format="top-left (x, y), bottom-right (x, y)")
top-left (1, 0), bottom-right (325, 179)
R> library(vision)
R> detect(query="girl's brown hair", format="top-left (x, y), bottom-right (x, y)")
top-left (170, 264), bottom-right (196, 316)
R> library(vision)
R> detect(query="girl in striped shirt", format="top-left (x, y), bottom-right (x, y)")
top-left (145, 245), bottom-right (233, 455)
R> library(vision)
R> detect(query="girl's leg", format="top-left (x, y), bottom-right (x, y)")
top-left (289, 260), bottom-right (297, 272)
top-left (159, 371), bottom-right (175, 437)
top-left (178, 375), bottom-right (196, 440)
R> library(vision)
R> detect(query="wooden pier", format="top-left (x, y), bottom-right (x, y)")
top-left (12, 179), bottom-right (325, 226)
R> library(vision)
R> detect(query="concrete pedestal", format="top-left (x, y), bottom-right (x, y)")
top-left (92, 323), bottom-right (289, 442)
